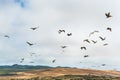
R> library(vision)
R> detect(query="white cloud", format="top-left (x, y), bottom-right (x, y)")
top-left (0, 0), bottom-right (120, 70)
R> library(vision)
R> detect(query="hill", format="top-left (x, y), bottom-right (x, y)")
top-left (0, 67), bottom-right (120, 80)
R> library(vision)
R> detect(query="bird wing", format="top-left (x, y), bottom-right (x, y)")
top-left (94, 30), bottom-right (99, 33)
top-left (105, 13), bottom-right (108, 17)
top-left (99, 36), bottom-right (103, 40)
top-left (26, 42), bottom-right (33, 45)
top-left (26, 42), bottom-right (30, 44)
top-left (108, 12), bottom-right (110, 16)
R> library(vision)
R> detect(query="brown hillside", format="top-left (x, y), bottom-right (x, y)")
top-left (0, 68), bottom-right (120, 80)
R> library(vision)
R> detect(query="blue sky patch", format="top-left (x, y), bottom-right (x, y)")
top-left (14, 0), bottom-right (26, 8)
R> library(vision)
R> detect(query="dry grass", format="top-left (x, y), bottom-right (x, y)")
top-left (0, 68), bottom-right (120, 80)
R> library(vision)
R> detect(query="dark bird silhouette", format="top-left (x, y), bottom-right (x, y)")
top-left (80, 62), bottom-right (82, 63)
top-left (83, 39), bottom-right (90, 43)
top-left (91, 40), bottom-right (97, 44)
top-left (102, 64), bottom-right (106, 66)
top-left (84, 55), bottom-right (89, 58)
top-left (89, 32), bottom-right (94, 37)
top-left (99, 36), bottom-right (106, 41)
top-left (30, 26), bottom-right (39, 30)
top-left (26, 42), bottom-right (34, 46)
top-left (67, 33), bottom-right (72, 36)
top-left (52, 59), bottom-right (56, 63)
top-left (58, 30), bottom-right (65, 34)
top-left (107, 27), bottom-right (112, 32)
top-left (80, 47), bottom-right (86, 50)
top-left (103, 43), bottom-right (108, 46)
top-left (20, 58), bottom-right (24, 63)
top-left (4, 35), bottom-right (10, 38)
top-left (89, 30), bottom-right (99, 37)
top-left (61, 46), bottom-right (67, 49)
top-left (105, 12), bottom-right (112, 18)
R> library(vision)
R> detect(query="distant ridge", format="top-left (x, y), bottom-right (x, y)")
top-left (0, 64), bottom-right (52, 69)
top-left (0, 64), bottom-right (72, 70)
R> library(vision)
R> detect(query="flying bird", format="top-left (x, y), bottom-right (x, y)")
top-left (30, 26), bottom-right (39, 30)
top-left (61, 46), bottom-right (67, 49)
top-left (103, 43), bottom-right (108, 46)
top-left (26, 42), bottom-right (34, 46)
top-left (80, 47), bottom-right (86, 50)
top-left (80, 62), bottom-right (82, 63)
top-left (89, 30), bottom-right (99, 37)
top-left (91, 40), bottom-right (97, 44)
top-left (99, 36), bottom-right (106, 41)
top-left (20, 58), bottom-right (24, 63)
top-left (4, 35), bottom-right (10, 38)
top-left (84, 55), bottom-right (89, 58)
top-left (67, 33), bottom-right (72, 36)
top-left (83, 39), bottom-right (90, 43)
top-left (102, 64), bottom-right (106, 66)
top-left (105, 12), bottom-right (112, 18)
top-left (58, 30), bottom-right (65, 34)
top-left (107, 27), bottom-right (112, 32)
top-left (52, 59), bottom-right (56, 63)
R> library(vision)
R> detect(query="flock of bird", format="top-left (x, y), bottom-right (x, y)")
top-left (52, 12), bottom-right (112, 67)
top-left (3, 12), bottom-right (113, 68)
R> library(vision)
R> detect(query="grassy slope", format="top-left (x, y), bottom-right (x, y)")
top-left (0, 67), bottom-right (120, 80)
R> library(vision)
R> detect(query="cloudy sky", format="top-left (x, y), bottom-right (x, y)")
top-left (0, 0), bottom-right (120, 70)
